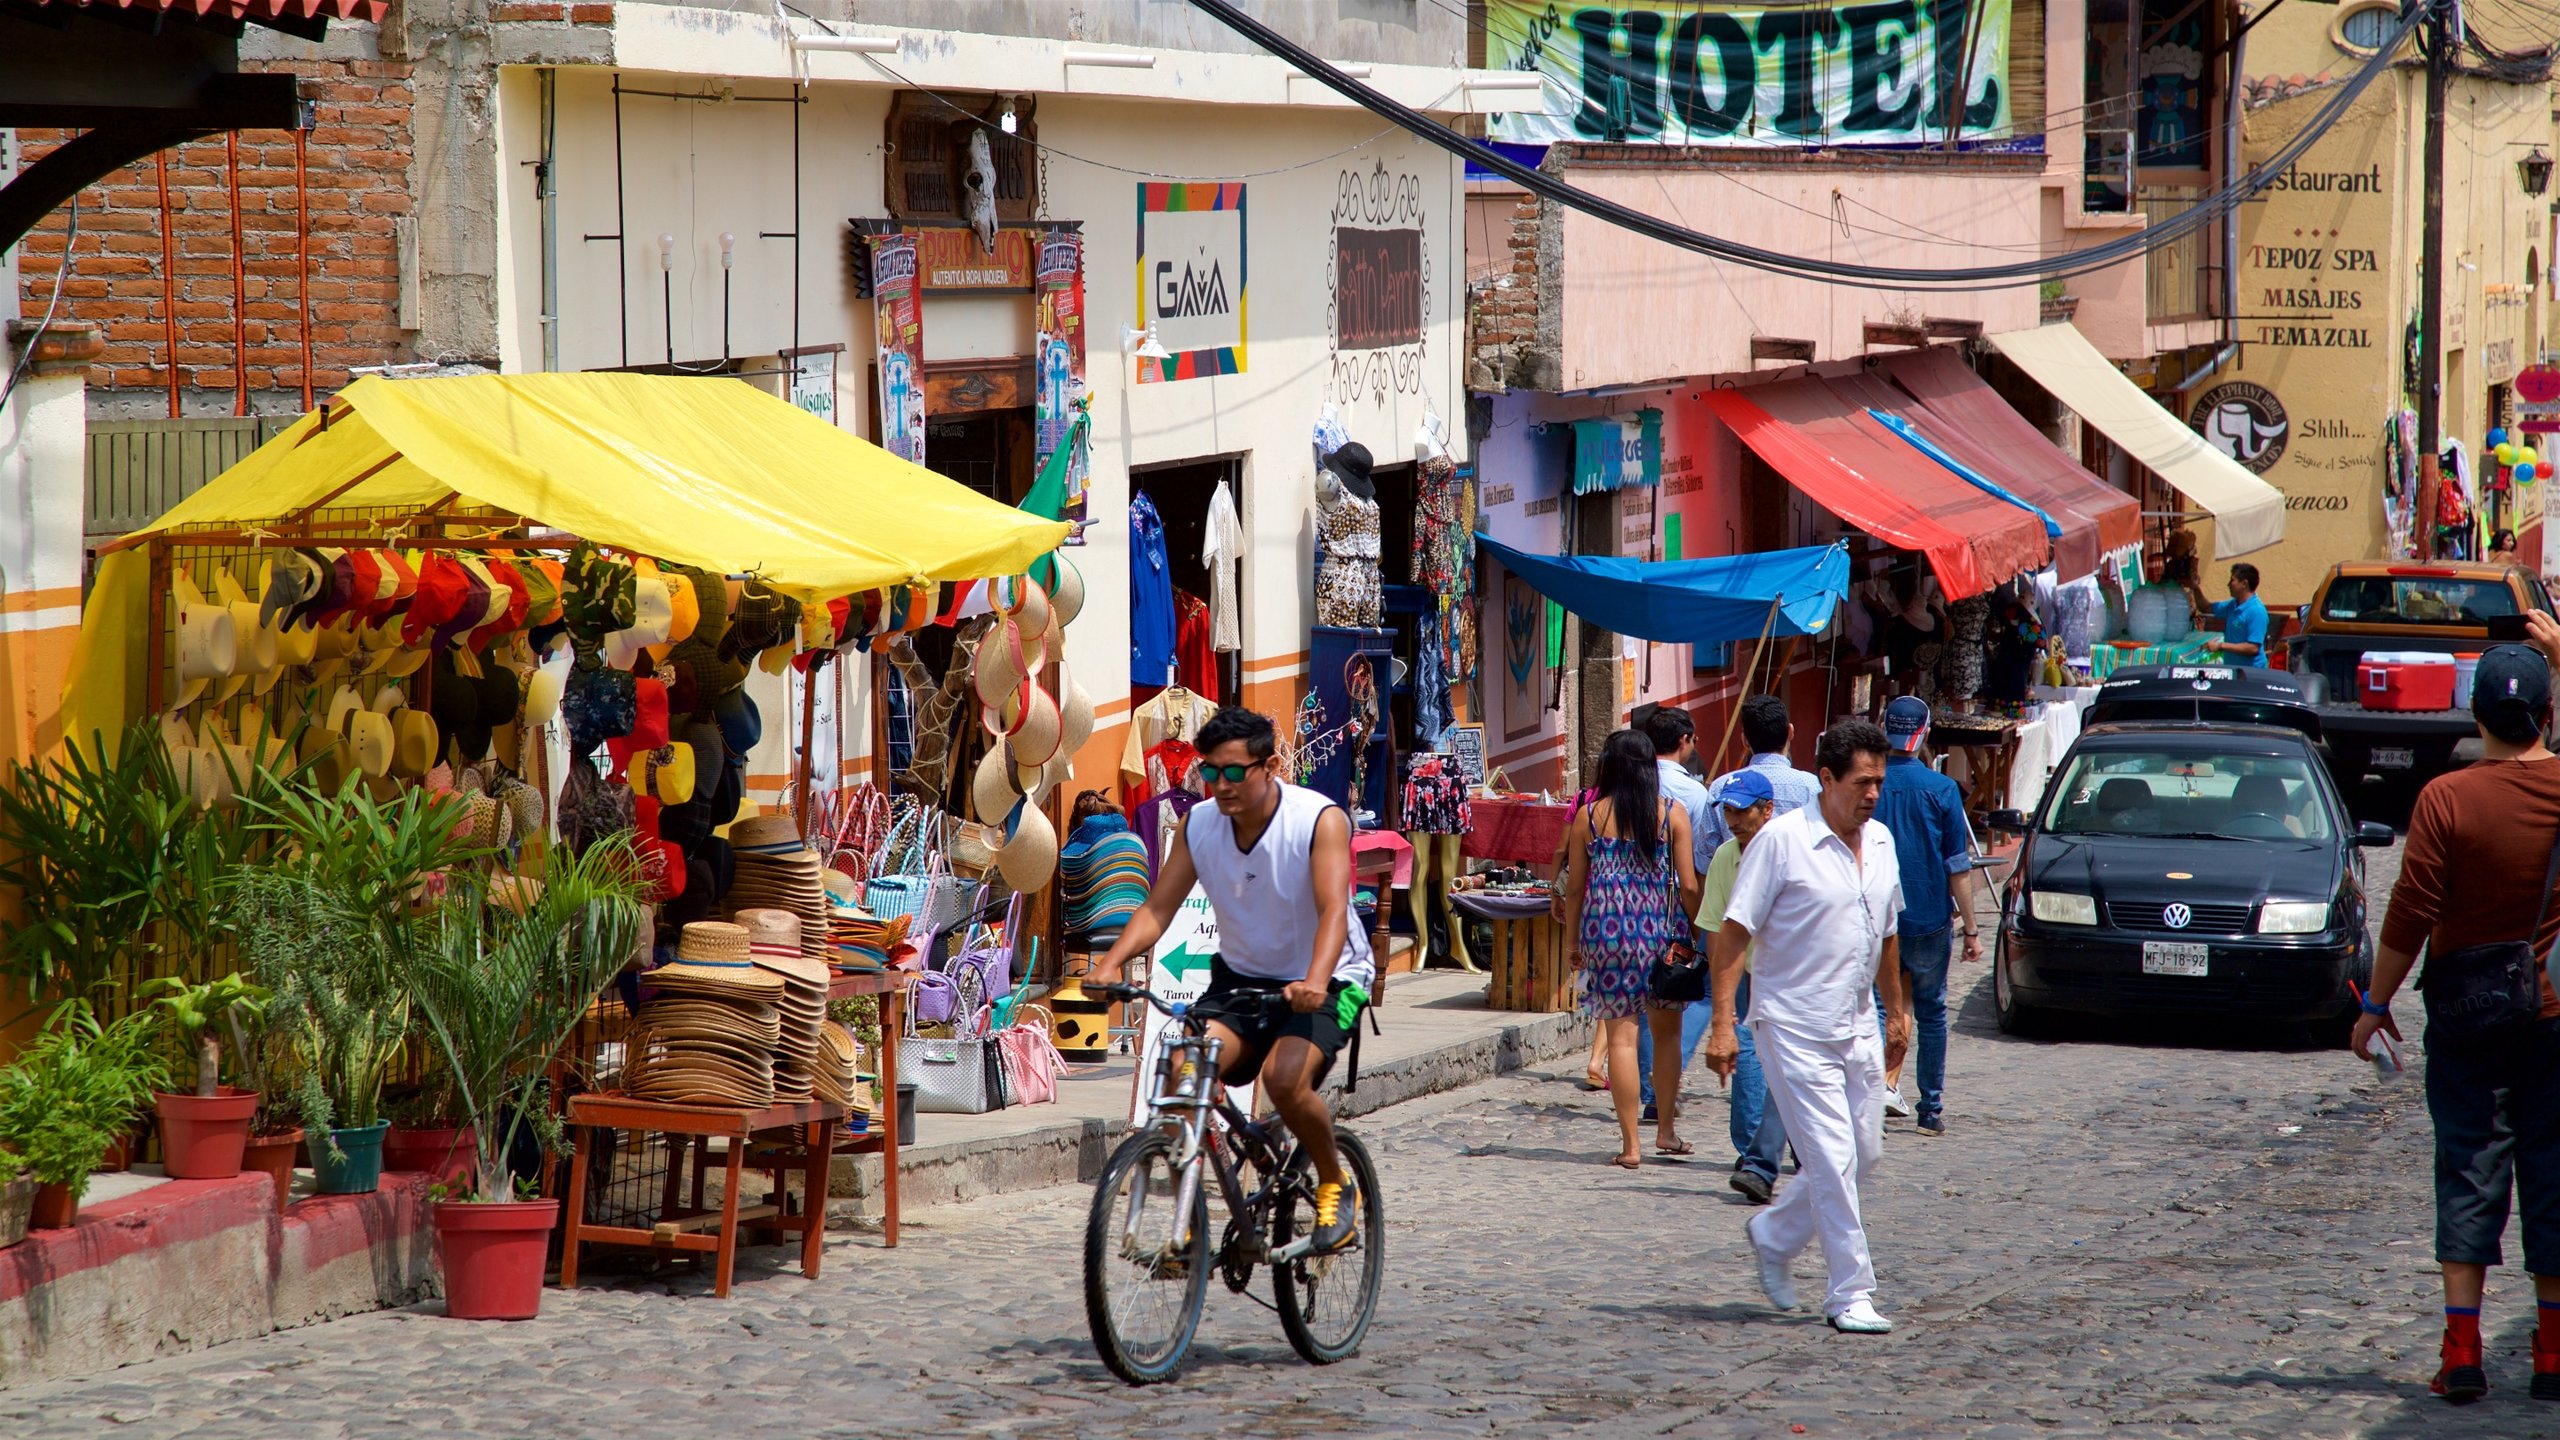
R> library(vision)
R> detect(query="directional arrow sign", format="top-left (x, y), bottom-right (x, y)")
top-left (1157, 939), bottom-right (1215, 982)
top-left (1132, 887), bottom-right (1253, 1121)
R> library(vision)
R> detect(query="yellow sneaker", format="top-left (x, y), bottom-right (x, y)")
top-left (1310, 1179), bottom-right (1358, 1254)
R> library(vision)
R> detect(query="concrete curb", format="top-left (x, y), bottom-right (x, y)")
top-left (828, 1005), bottom-right (1592, 1219)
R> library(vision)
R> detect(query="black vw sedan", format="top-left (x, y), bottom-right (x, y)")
top-left (1989, 721), bottom-right (2393, 1038)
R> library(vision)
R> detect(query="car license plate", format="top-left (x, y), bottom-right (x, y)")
top-left (2142, 942), bottom-right (2209, 976)
top-left (2372, 747), bottom-right (2415, 769)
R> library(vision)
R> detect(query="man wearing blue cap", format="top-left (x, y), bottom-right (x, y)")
top-left (1701, 767), bottom-right (1791, 1202)
top-left (1874, 696), bottom-right (1978, 1135)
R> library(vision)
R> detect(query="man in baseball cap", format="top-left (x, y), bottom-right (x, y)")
top-left (1701, 767), bottom-right (1788, 1201)
top-left (1874, 693), bottom-right (1975, 1135)
top-left (2473, 642), bottom-right (2554, 744)
top-left (1883, 694), bottom-right (1932, 756)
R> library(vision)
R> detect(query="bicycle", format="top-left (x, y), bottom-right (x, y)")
top-left (1080, 981), bottom-right (1385, 1385)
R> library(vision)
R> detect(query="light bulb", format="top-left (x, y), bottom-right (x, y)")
top-left (719, 232), bottom-right (736, 269)
top-left (999, 99), bottom-right (1017, 135)
top-left (657, 233), bottom-right (675, 270)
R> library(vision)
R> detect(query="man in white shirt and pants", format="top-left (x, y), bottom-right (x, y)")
top-left (1704, 718), bottom-right (1913, 1334)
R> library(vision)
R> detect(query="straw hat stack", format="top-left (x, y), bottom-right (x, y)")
top-left (812, 1022), bottom-right (871, 1114)
top-left (737, 908), bottom-right (828, 1105)
top-left (726, 843), bottom-right (833, 968)
top-left (627, 922), bottom-right (786, 1107)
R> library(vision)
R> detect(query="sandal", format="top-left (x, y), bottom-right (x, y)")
top-left (1655, 1138), bottom-right (1695, 1157)
top-left (1609, 1154), bottom-right (1642, 1170)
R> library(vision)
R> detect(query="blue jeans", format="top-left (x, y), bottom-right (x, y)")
top-left (1876, 925), bottom-right (1953, 1123)
top-left (1735, 972), bottom-right (1789, 1181)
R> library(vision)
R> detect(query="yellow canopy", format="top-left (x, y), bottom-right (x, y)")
top-left (54, 372), bottom-right (1070, 753)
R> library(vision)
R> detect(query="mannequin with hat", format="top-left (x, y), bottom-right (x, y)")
top-left (1315, 441), bottom-right (1384, 630)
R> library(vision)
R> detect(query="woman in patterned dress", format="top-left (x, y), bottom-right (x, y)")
top-left (1560, 730), bottom-right (1701, 1168)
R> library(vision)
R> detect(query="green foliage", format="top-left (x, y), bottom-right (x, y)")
top-left (0, 1002), bottom-right (171, 1196)
top-left (0, 726), bottom-right (193, 1008)
top-left (139, 973), bottom-right (268, 1097)
top-left (399, 837), bottom-right (647, 1203)
top-left (827, 994), bottom-right (885, 1110)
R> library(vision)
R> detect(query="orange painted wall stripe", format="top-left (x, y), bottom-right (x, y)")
top-left (0, 586), bottom-right (81, 615)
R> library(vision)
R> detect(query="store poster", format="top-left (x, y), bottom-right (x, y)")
top-left (1135, 182), bottom-right (1246, 383)
top-left (1128, 886), bottom-right (1256, 1121)
top-left (788, 349), bottom-right (837, 427)
top-left (1035, 226), bottom-right (1091, 524)
top-left (1480, 0), bottom-right (2013, 148)
top-left (869, 231), bottom-right (927, 464)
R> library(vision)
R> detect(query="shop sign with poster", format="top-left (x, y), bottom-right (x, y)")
top-left (1035, 226), bottom-right (1090, 524)
top-left (868, 231), bottom-right (927, 464)
top-left (1135, 182), bottom-right (1246, 383)
top-left (1480, 0), bottom-right (2014, 149)
top-left (1128, 886), bottom-right (1255, 1120)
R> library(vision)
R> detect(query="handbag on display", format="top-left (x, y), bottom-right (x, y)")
top-left (2418, 821), bottom-right (2560, 1041)
top-left (997, 1007), bottom-right (1066, 1107)
top-left (901, 1034), bottom-right (1009, 1113)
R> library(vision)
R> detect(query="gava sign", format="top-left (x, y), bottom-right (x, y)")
top-left (1483, 0), bottom-right (2015, 148)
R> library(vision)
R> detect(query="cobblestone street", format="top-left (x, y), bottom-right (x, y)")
top-left (5, 836), bottom-right (2549, 1437)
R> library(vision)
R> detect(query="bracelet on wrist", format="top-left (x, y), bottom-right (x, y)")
top-left (2358, 993), bottom-right (2393, 1016)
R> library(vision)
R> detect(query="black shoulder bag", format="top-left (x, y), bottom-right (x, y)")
top-left (1647, 806), bottom-right (1709, 1004)
top-left (2417, 822), bottom-right (2560, 1041)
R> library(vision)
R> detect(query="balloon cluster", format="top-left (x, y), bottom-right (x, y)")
top-left (2488, 427), bottom-right (2553, 485)
top-left (966, 558), bottom-right (1092, 891)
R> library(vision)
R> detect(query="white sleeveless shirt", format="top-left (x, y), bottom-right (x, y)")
top-left (1183, 782), bottom-right (1377, 988)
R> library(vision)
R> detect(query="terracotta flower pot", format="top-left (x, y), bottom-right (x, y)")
top-left (383, 1126), bottom-right (477, 1188)
top-left (433, 1199), bottom-right (561, 1320)
top-left (242, 1128), bottom-right (304, 1208)
top-left (99, 1126), bottom-right (147, 1174)
top-left (0, 1175), bottom-right (33, 1249)
top-left (155, 1087), bottom-right (261, 1180)
top-left (29, 1181), bottom-right (78, 1230)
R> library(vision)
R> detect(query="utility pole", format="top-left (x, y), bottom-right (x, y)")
top-left (2415, 0), bottom-right (2452, 555)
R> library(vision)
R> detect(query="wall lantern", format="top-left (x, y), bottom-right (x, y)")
top-left (2523, 147), bottom-right (2553, 198)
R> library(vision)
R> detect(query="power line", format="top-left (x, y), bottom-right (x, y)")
top-left (1186, 0), bottom-right (2424, 291)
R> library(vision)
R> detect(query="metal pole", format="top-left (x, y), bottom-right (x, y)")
top-left (154, 150), bottom-right (179, 419)
top-left (296, 127), bottom-right (313, 412)
top-left (227, 132), bottom-right (247, 417)
top-left (2416, 0), bottom-right (2451, 555)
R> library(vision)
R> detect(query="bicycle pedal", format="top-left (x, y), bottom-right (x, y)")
top-left (1270, 1235), bottom-right (1316, 1264)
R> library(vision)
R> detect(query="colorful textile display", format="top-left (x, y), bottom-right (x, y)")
top-left (1060, 812), bottom-right (1150, 940)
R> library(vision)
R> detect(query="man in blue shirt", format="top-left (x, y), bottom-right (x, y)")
top-left (1699, 695), bottom-right (1824, 851)
top-left (1873, 697), bottom-right (1978, 1136)
top-left (2202, 562), bottom-right (2270, 667)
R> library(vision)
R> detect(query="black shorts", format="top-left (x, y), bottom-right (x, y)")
top-left (1192, 956), bottom-right (1355, 1085)
top-left (2427, 1015), bottom-right (2560, 1271)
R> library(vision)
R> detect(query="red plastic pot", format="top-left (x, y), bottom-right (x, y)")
top-left (29, 1181), bottom-right (78, 1230)
top-left (99, 1127), bottom-right (146, 1173)
top-left (383, 1126), bottom-right (476, 1188)
top-left (242, 1128), bottom-right (303, 1208)
top-left (434, 1199), bottom-right (561, 1321)
top-left (155, 1087), bottom-right (260, 1180)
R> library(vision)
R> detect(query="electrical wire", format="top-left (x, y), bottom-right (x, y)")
top-left (0, 194), bottom-right (78, 415)
top-left (1185, 0), bottom-right (2425, 290)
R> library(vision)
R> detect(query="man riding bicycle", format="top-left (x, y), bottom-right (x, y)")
top-left (1092, 705), bottom-right (1375, 1255)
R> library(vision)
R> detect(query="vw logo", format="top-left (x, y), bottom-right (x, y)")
top-left (2163, 903), bottom-right (2193, 930)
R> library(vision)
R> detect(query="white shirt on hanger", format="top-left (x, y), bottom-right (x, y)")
top-left (1202, 479), bottom-right (1243, 653)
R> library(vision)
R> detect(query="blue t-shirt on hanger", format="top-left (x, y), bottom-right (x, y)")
top-left (1130, 491), bottom-right (1178, 686)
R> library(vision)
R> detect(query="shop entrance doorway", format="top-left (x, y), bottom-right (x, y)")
top-left (1131, 455), bottom-right (1242, 703)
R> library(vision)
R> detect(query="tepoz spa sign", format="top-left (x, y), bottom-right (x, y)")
top-left (1483, 0), bottom-right (2014, 148)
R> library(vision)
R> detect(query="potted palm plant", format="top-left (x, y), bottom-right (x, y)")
top-left (382, 1070), bottom-right (475, 1189)
top-left (140, 974), bottom-right (268, 1180)
top-left (0, 1002), bottom-right (170, 1228)
top-left (223, 782), bottom-right (485, 1197)
top-left (402, 838), bottom-right (645, 1319)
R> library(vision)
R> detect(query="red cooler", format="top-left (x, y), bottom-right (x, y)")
top-left (2358, 652), bottom-right (2457, 711)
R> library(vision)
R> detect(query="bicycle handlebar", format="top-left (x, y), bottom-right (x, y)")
top-left (1091, 981), bottom-right (1294, 1022)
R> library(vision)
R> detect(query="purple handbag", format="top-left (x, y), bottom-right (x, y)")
top-left (911, 971), bottom-right (960, 1027)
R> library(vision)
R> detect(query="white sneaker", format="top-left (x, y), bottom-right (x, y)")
top-left (1828, 1299), bottom-right (1893, 1334)
top-left (1745, 1213), bottom-right (1798, 1312)
top-left (1882, 1088), bottom-right (1913, 1119)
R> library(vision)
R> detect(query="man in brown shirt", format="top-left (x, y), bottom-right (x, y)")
top-left (2358, 644), bottom-right (2560, 1405)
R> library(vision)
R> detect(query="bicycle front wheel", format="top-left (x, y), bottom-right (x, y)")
top-left (1272, 1129), bottom-right (1385, 1365)
top-left (1082, 1130), bottom-right (1211, 1384)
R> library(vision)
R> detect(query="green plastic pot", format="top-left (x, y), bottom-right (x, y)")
top-left (310, 1121), bottom-right (391, 1195)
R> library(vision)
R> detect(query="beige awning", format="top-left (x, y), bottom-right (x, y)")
top-left (1988, 324), bottom-right (2286, 558)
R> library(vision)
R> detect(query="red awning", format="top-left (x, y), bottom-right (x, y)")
top-left (14, 0), bottom-right (386, 26)
top-left (1702, 379), bottom-right (2051, 600)
top-left (1876, 348), bottom-right (2143, 580)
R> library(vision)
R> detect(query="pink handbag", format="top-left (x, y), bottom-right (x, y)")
top-left (997, 1008), bottom-right (1066, 1106)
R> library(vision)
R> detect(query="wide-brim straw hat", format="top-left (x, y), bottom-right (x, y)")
top-left (997, 796), bottom-right (1059, 890)
top-left (644, 997), bottom-right (783, 1045)
top-left (390, 707), bottom-right (440, 780)
top-left (993, 574), bottom-right (1052, 638)
top-left (733, 907), bottom-right (802, 953)
top-left (729, 812), bottom-right (802, 855)
top-left (1059, 675), bottom-right (1095, 758)
top-left (971, 619), bottom-right (1033, 708)
top-left (971, 744), bottom-right (1022, 826)
top-left (172, 573), bottom-right (239, 709)
top-left (677, 919), bottom-right (752, 961)
top-left (1042, 554), bottom-right (1085, 627)
top-left (627, 1051), bottom-right (775, 1108)
top-left (994, 682), bottom-right (1062, 767)
top-left (213, 571), bottom-right (280, 702)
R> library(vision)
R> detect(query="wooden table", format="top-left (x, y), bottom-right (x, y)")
top-left (1453, 891), bottom-right (1572, 1012)
top-left (1353, 843), bottom-right (1411, 981)
top-left (558, 1095), bottom-right (845, 1299)
top-left (825, 967), bottom-right (908, 1246)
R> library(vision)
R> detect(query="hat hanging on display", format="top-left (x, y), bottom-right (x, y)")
top-left (996, 794), bottom-right (1059, 891)
top-left (646, 569), bottom-right (700, 665)
top-left (256, 550), bottom-right (322, 632)
top-left (711, 684), bottom-right (761, 760)
top-left (346, 704), bottom-right (394, 781)
top-left (680, 564), bottom-right (729, 651)
top-left (307, 617), bottom-right (363, 688)
top-left (605, 574), bottom-right (675, 669)
top-left (993, 574), bottom-right (1052, 639)
top-left (561, 543), bottom-right (636, 642)
top-left (970, 619), bottom-right (1031, 709)
top-left (627, 741), bottom-right (698, 806)
top-left (211, 571), bottom-right (279, 703)
top-left (171, 573), bottom-right (239, 709)
top-left (522, 641), bottom-right (571, 726)
top-left (563, 663), bottom-right (638, 755)
top-left (434, 557), bottom-right (496, 654)
top-left (995, 682), bottom-right (1063, 767)
top-left (1059, 674), bottom-right (1095, 757)
top-left (971, 743), bottom-right (1022, 826)
top-left (1045, 554), bottom-right (1086, 628)
top-left (390, 707), bottom-right (442, 780)
top-left (604, 676), bottom-right (671, 778)
top-left (402, 554), bottom-right (471, 649)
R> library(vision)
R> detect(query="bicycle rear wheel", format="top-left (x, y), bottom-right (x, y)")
top-left (1271, 1129), bottom-right (1384, 1365)
top-left (1083, 1131), bottom-right (1211, 1384)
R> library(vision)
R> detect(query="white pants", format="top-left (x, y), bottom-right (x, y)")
top-left (1751, 1020), bottom-right (1886, 1315)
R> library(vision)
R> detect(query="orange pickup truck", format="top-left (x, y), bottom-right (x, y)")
top-left (2288, 560), bottom-right (2554, 787)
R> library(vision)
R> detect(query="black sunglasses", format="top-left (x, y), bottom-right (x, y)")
top-left (1199, 762), bottom-right (1259, 784)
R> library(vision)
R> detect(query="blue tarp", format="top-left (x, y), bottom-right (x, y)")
top-left (1477, 534), bottom-right (1848, 646)
top-left (1866, 408), bottom-right (2064, 540)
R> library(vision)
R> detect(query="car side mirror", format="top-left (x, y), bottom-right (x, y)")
top-left (1987, 808), bottom-right (2029, 834)
top-left (2356, 822), bottom-right (2395, 847)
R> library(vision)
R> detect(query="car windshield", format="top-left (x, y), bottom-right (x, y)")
top-left (2320, 575), bottom-right (2517, 625)
top-left (2039, 750), bottom-right (2334, 842)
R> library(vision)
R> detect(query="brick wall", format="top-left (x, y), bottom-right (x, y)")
top-left (10, 56), bottom-right (416, 414)
top-left (1467, 190), bottom-right (1560, 393)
